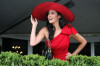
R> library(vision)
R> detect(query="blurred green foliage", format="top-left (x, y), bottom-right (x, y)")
top-left (0, 52), bottom-right (100, 66)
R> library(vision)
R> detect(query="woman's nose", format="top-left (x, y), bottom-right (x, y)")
top-left (48, 14), bottom-right (52, 17)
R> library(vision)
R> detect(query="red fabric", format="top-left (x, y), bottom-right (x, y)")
top-left (32, 2), bottom-right (74, 22)
top-left (45, 25), bottom-right (78, 60)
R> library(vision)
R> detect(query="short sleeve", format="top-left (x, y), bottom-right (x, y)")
top-left (61, 24), bottom-right (78, 35)
top-left (71, 27), bottom-right (78, 35)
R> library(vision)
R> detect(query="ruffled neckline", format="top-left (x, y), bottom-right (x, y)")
top-left (46, 24), bottom-right (72, 42)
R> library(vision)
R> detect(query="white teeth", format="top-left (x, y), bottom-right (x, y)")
top-left (49, 18), bottom-right (53, 20)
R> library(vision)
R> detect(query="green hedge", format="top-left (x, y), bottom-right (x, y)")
top-left (69, 55), bottom-right (100, 66)
top-left (0, 52), bottom-right (100, 66)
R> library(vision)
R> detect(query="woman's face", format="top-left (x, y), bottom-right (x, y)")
top-left (47, 10), bottom-right (61, 24)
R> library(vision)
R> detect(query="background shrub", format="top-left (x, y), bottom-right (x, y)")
top-left (0, 51), bottom-right (21, 66)
top-left (0, 52), bottom-right (100, 66)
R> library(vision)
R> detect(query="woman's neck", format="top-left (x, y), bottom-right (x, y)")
top-left (52, 21), bottom-right (61, 31)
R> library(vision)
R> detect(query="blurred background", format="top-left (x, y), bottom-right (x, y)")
top-left (0, 0), bottom-right (100, 56)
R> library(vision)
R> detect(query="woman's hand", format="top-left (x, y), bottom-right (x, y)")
top-left (30, 15), bottom-right (38, 27)
top-left (66, 52), bottom-right (72, 59)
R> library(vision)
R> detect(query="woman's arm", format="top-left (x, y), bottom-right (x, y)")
top-left (30, 26), bottom-right (46, 46)
top-left (30, 15), bottom-right (46, 46)
top-left (71, 33), bottom-right (87, 55)
top-left (66, 33), bottom-right (87, 59)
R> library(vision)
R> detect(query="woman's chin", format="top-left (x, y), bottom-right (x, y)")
top-left (49, 21), bottom-right (53, 23)
top-left (49, 21), bottom-right (53, 24)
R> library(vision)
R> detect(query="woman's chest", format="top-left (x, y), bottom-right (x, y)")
top-left (46, 34), bottom-right (70, 50)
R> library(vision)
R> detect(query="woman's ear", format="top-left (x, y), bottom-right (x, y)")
top-left (58, 15), bottom-right (61, 19)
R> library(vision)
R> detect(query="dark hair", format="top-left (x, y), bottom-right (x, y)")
top-left (46, 11), bottom-right (70, 40)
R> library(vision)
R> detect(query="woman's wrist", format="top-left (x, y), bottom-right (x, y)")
top-left (31, 25), bottom-right (37, 33)
top-left (32, 25), bottom-right (37, 28)
top-left (72, 53), bottom-right (77, 55)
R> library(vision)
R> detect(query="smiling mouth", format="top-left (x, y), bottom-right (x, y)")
top-left (49, 18), bottom-right (53, 20)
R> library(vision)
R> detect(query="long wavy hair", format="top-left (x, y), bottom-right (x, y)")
top-left (46, 11), bottom-right (70, 40)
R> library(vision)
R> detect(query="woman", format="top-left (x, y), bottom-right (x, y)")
top-left (30, 2), bottom-right (87, 60)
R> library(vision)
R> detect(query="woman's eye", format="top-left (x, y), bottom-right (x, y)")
top-left (51, 12), bottom-right (54, 14)
top-left (48, 12), bottom-right (55, 15)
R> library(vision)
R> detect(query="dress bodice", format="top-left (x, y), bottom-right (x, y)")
top-left (45, 24), bottom-right (78, 60)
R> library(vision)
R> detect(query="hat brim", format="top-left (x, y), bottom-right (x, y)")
top-left (32, 2), bottom-right (74, 22)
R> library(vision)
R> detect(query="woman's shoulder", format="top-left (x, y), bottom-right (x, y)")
top-left (41, 27), bottom-right (48, 31)
top-left (40, 27), bottom-right (49, 40)
top-left (40, 27), bottom-right (48, 33)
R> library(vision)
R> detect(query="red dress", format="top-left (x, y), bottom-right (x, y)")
top-left (45, 24), bottom-right (78, 60)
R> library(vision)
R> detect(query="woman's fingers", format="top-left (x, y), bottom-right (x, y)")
top-left (31, 15), bottom-right (35, 22)
top-left (35, 18), bottom-right (37, 22)
top-left (30, 15), bottom-right (38, 24)
top-left (66, 56), bottom-right (69, 59)
top-left (66, 52), bottom-right (72, 58)
top-left (30, 15), bottom-right (38, 27)
top-left (66, 52), bottom-right (72, 59)
top-left (66, 52), bottom-right (71, 55)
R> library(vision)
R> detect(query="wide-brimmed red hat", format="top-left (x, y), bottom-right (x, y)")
top-left (32, 2), bottom-right (74, 22)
